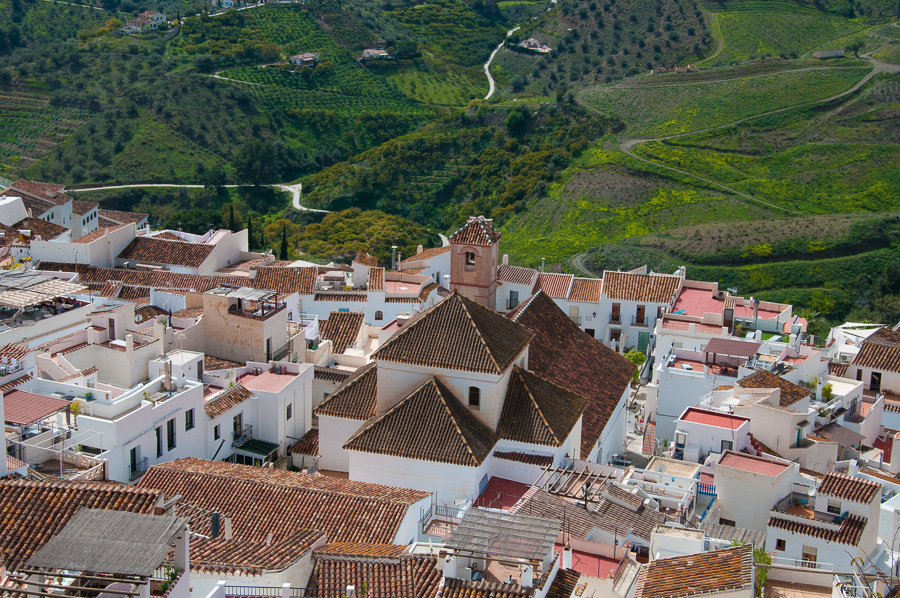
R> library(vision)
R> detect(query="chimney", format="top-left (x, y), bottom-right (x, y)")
top-left (443, 556), bottom-right (457, 579)
top-left (417, 245), bottom-right (424, 255)
top-left (816, 378), bottom-right (824, 402)
top-left (211, 512), bottom-right (221, 539)
top-left (126, 333), bottom-right (134, 351)
top-left (391, 246), bottom-right (398, 270)
top-left (562, 544), bottom-right (573, 570)
top-left (502, 254), bottom-right (509, 266)
top-left (520, 565), bottom-right (533, 588)
top-left (345, 587), bottom-right (356, 598)
top-left (541, 258), bottom-right (545, 272)
top-left (223, 515), bottom-right (233, 541)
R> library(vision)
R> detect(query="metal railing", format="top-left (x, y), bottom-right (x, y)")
top-left (632, 315), bottom-right (648, 327)
top-left (233, 425), bottom-right (252, 448)
top-left (609, 313), bottom-right (621, 324)
top-left (129, 456), bottom-right (148, 481)
top-left (770, 557), bottom-right (832, 571)
top-left (225, 587), bottom-right (345, 598)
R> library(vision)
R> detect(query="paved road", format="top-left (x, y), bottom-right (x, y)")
top-left (484, 27), bottom-right (520, 100)
top-left (275, 183), bottom-right (330, 213)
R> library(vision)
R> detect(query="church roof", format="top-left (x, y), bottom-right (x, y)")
top-left (449, 216), bottom-right (502, 246)
top-left (498, 367), bottom-right (588, 446)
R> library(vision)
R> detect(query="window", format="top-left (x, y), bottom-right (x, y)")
top-left (718, 518), bottom-right (736, 527)
top-left (286, 404), bottom-right (292, 421)
top-left (509, 290), bottom-right (519, 309)
top-left (464, 251), bottom-right (476, 271)
top-left (468, 386), bottom-right (481, 408)
top-left (801, 546), bottom-right (817, 566)
top-left (375, 311), bottom-right (383, 321)
top-left (185, 408), bottom-right (195, 431)
top-left (167, 419), bottom-right (176, 451)
top-left (214, 425), bottom-right (221, 441)
top-left (721, 440), bottom-right (733, 452)
top-left (775, 539), bottom-right (786, 551)
top-left (156, 426), bottom-right (163, 457)
top-left (827, 499), bottom-right (841, 515)
top-left (675, 432), bottom-right (686, 448)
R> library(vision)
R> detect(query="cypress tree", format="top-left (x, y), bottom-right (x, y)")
top-left (228, 204), bottom-right (235, 231)
top-left (279, 225), bottom-right (289, 261)
top-left (247, 214), bottom-right (254, 250)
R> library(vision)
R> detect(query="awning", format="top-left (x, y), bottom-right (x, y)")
top-left (237, 438), bottom-right (280, 457)
top-left (815, 423), bottom-right (865, 447)
top-left (796, 419), bottom-right (809, 428)
top-left (3, 389), bottom-right (70, 426)
top-left (703, 338), bottom-right (762, 358)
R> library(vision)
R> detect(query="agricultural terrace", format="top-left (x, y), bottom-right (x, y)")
top-left (700, 0), bottom-right (868, 64)
top-left (582, 65), bottom-right (871, 136)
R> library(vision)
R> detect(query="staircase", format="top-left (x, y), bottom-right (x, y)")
top-left (642, 421), bottom-right (656, 455)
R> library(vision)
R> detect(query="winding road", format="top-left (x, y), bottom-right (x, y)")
top-left (484, 26), bottom-right (521, 100)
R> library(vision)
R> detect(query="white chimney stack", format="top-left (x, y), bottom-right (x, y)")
top-left (562, 544), bottom-right (572, 570)
top-left (443, 556), bottom-right (457, 579)
top-left (520, 564), bottom-right (533, 588)
top-left (502, 254), bottom-right (509, 266)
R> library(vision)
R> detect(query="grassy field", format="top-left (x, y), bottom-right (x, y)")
top-left (581, 65), bottom-right (870, 136)
top-left (704, 2), bottom-right (867, 63)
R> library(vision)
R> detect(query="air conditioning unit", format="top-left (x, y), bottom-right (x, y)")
top-left (0, 366), bottom-right (7, 376)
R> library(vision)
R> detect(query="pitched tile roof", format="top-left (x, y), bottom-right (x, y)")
top-left (534, 273), bottom-right (574, 299)
top-left (509, 292), bottom-right (634, 457)
top-left (498, 367), bottom-right (587, 447)
top-left (449, 216), bottom-right (502, 246)
top-left (204, 383), bottom-right (255, 418)
top-left (314, 542), bottom-right (410, 558)
top-left (0, 479), bottom-right (162, 571)
top-left (401, 246), bottom-right (450, 264)
top-left (828, 362), bottom-right (849, 377)
top-left (135, 304), bottom-right (169, 323)
top-left (314, 366), bottom-right (352, 384)
top-left (633, 544), bottom-right (753, 598)
top-left (138, 459), bottom-right (429, 544)
top-left (309, 553), bottom-right (441, 598)
top-left (344, 377), bottom-right (497, 467)
top-left (355, 252), bottom-right (378, 267)
top-left (290, 428), bottom-right (320, 456)
top-left (320, 311), bottom-right (364, 354)
top-left (818, 472), bottom-right (880, 503)
top-left (0, 343), bottom-right (30, 361)
top-left (602, 271), bottom-right (681, 304)
top-left (737, 370), bottom-right (811, 407)
top-left (71, 200), bottom-right (98, 215)
top-left (73, 224), bottom-right (126, 244)
top-left (252, 266), bottom-right (317, 295)
top-left (569, 278), bottom-right (602, 303)
top-left (494, 451), bottom-right (554, 467)
top-left (186, 528), bottom-right (324, 576)
top-left (315, 362), bottom-right (377, 420)
top-left (853, 326), bottom-right (900, 373)
top-left (9, 179), bottom-right (70, 205)
top-left (498, 265), bottom-right (538, 286)
top-left (16, 217), bottom-right (69, 240)
top-left (373, 292), bottom-right (534, 374)
top-left (0, 373), bottom-right (32, 394)
top-left (546, 568), bottom-right (581, 598)
top-left (205, 355), bottom-right (244, 370)
top-left (118, 236), bottom-right (214, 268)
top-left (437, 578), bottom-right (530, 598)
top-left (768, 513), bottom-right (866, 546)
top-left (367, 267), bottom-right (384, 291)
top-left (3, 389), bottom-right (70, 425)
top-left (98, 208), bottom-right (148, 226)
top-left (315, 293), bottom-right (368, 302)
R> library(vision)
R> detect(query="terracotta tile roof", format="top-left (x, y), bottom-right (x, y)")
top-left (373, 293), bottom-right (534, 374)
top-left (0, 373), bottom-right (32, 394)
top-left (16, 217), bottom-right (69, 240)
top-left (344, 377), bottom-right (497, 467)
top-left (3, 389), bottom-right (70, 425)
top-left (71, 200), bottom-right (98, 216)
top-left (437, 578), bottom-right (530, 598)
top-left (204, 383), bottom-right (254, 418)
top-left (134, 304), bottom-right (168, 324)
top-left (290, 428), bottom-right (319, 456)
top-left (602, 271), bottom-right (681, 304)
top-left (6, 454), bottom-right (26, 471)
top-left (4, 193), bottom-right (52, 218)
top-left (498, 265), bottom-right (538, 286)
top-left (73, 224), bottom-right (126, 244)
top-left (315, 362), bottom-right (377, 420)
top-left (509, 292), bottom-right (634, 457)
top-left (534, 273), bottom-right (574, 299)
top-left (173, 307), bottom-right (205, 318)
top-left (98, 208), bottom-right (148, 226)
top-left (154, 232), bottom-right (182, 241)
top-left (818, 472), bottom-right (880, 503)
top-left (633, 544), bottom-right (753, 598)
top-left (546, 568), bottom-right (581, 598)
top-left (309, 553), bottom-right (440, 598)
top-left (9, 179), bottom-right (70, 205)
top-left (58, 366), bottom-right (98, 382)
top-left (449, 216), bottom-right (502, 246)
top-left (420, 282), bottom-right (440, 301)
top-left (138, 458), bottom-right (429, 544)
top-left (768, 513), bottom-right (866, 546)
top-left (315, 293), bottom-right (367, 302)
top-left (401, 246), bottom-right (450, 264)
top-left (367, 267), bottom-right (384, 291)
top-left (205, 355), bottom-right (244, 370)
top-left (320, 311), bottom-right (364, 354)
top-left (853, 327), bottom-right (900, 373)
top-left (118, 237), bottom-right (214, 268)
top-left (828, 362), bottom-right (849, 377)
top-left (252, 266), bottom-right (317, 295)
top-left (737, 370), bottom-right (811, 407)
top-left (355, 252), bottom-right (378, 267)
top-left (384, 296), bottom-right (420, 303)
top-left (498, 367), bottom-right (587, 447)
top-left (186, 528), bottom-right (324, 576)
top-left (569, 278), bottom-right (602, 303)
top-left (0, 479), bottom-right (162, 571)
top-left (494, 451), bottom-right (554, 467)
top-left (314, 366), bottom-right (352, 384)
top-left (0, 343), bottom-right (30, 361)
top-left (314, 542), bottom-right (409, 558)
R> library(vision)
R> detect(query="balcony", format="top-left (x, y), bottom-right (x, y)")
top-left (233, 424), bottom-right (252, 448)
top-left (228, 302), bottom-right (286, 322)
top-left (609, 313), bottom-right (621, 325)
top-left (129, 456), bottom-right (149, 481)
top-left (632, 315), bottom-right (649, 327)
